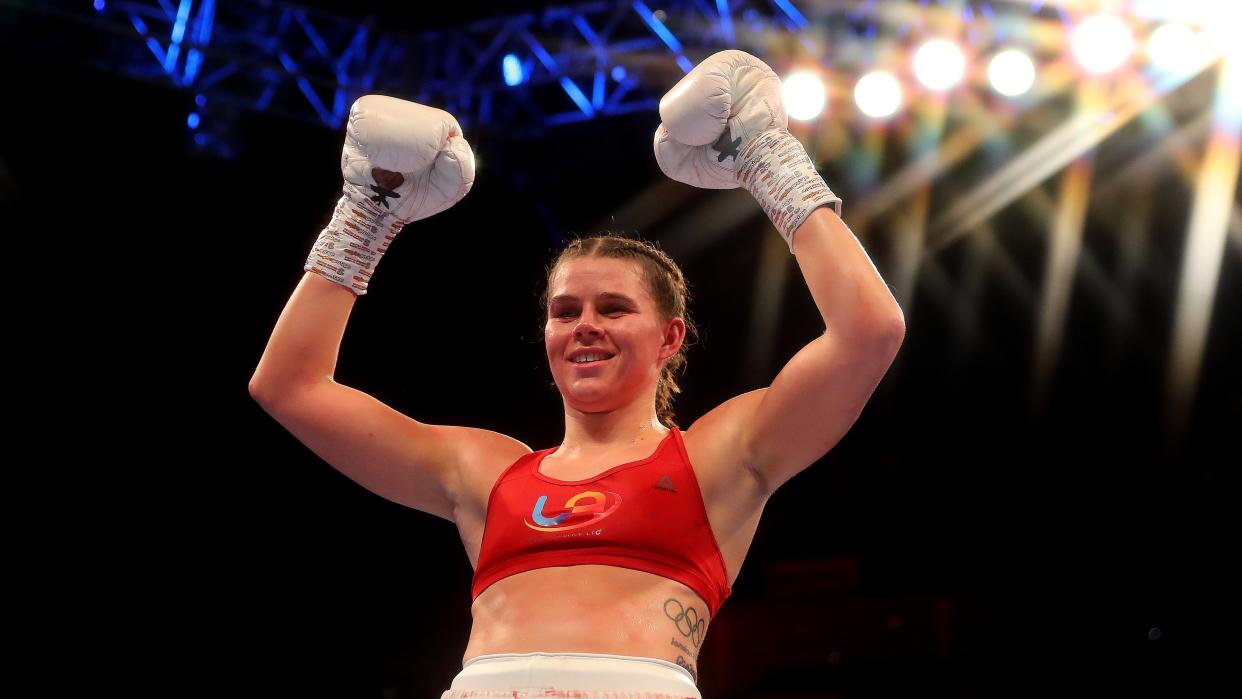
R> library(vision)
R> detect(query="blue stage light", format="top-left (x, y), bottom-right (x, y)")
top-left (94, 0), bottom-right (105, 11)
top-left (611, 65), bottom-right (626, 82)
top-left (187, 112), bottom-right (200, 129)
top-left (502, 54), bottom-right (523, 86)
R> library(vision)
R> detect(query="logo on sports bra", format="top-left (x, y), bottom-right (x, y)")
top-left (525, 490), bottom-right (623, 532)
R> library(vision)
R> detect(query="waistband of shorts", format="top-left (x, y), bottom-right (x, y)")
top-left (452, 651), bottom-right (699, 696)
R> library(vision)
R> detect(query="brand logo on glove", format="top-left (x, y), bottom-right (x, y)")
top-left (369, 168), bottom-right (406, 209)
top-left (368, 183), bottom-right (401, 209)
top-left (712, 131), bottom-right (742, 163)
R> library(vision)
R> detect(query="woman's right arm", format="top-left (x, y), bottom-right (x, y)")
top-left (249, 272), bottom-right (467, 522)
top-left (248, 96), bottom-right (487, 522)
top-left (249, 272), bottom-right (356, 398)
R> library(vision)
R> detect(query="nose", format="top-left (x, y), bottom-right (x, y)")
top-left (573, 320), bottom-right (604, 341)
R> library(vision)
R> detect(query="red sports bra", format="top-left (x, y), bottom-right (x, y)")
top-left (471, 426), bottom-right (732, 617)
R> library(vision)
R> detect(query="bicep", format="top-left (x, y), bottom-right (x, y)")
top-left (745, 330), bottom-right (903, 493)
top-left (253, 380), bottom-right (481, 522)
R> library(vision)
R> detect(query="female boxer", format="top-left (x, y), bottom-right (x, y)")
top-left (250, 51), bottom-right (905, 699)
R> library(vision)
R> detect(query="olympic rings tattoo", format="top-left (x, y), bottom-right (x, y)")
top-left (663, 597), bottom-right (706, 647)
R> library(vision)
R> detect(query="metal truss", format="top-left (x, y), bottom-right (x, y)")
top-left (1, 0), bottom-right (817, 156)
top-left (8, 0), bottom-right (1231, 455)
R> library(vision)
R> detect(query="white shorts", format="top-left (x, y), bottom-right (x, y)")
top-left (439, 651), bottom-right (702, 699)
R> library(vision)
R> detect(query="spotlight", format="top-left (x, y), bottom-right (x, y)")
top-left (1132, 0), bottom-right (1241, 31)
top-left (187, 112), bottom-right (200, 129)
top-left (913, 39), bottom-right (966, 91)
top-left (1148, 23), bottom-right (1208, 75)
top-left (611, 65), bottom-right (627, 82)
top-left (854, 71), bottom-right (902, 119)
top-left (1071, 14), bottom-right (1135, 74)
top-left (502, 54), bottom-right (524, 87)
top-left (988, 49), bottom-right (1036, 97)
top-left (782, 71), bottom-right (827, 121)
top-left (1206, 4), bottom-right (1242, 53)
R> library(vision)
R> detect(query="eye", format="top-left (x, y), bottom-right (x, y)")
top-left (552, 307), bottom-right (626, 318)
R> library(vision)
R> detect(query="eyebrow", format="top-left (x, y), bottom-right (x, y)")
top-left (549, 292), bottom-right (638, 305)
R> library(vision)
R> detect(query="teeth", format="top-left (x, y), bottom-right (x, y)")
top-left (572, 353), bottom-right (610, 363)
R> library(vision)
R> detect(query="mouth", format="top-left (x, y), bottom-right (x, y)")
top-left (569, 355), bottom-right (615, 368)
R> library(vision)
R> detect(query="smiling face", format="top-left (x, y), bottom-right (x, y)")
top-left (545, 256), bottom-right (685, 413)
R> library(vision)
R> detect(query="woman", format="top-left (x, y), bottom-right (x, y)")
top-left (250, 52), bottom-right (906, 698)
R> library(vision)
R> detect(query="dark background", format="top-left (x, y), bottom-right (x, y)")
top-left (4, 2), bottom-right (1236, 697)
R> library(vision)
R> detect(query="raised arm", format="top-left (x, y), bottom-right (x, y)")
top-left (658, 52), bottom-right (905, 495)
top-left (248, 95), bottom-right (481, 522)
top-left (249, 273), bottom-right (477, 521)
top-left (249, 271), bottom-right (356, 398)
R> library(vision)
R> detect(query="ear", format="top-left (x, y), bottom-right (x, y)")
top-left (659, 316), bottom-right (686, 362)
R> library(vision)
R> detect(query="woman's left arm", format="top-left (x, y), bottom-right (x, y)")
top-left (737, 207), bottom-right (905, 494)
top-left (793, 207), bottom-right (905, 340)
top-left (656, 51), bottom-right (906, 495)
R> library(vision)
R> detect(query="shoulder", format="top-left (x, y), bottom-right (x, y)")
top-left (455, 426), bottom-right (534, 482)
top-left (682, 389), bottom-right (769, 496)
top-left (450, 426), bottom-right (536, 513)
top-left (683, 389), bottom-right (766, 464)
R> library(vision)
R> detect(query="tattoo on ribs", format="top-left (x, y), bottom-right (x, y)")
top-left (663, 597), bottom-right (707, 647)
top-left (670, 637), bottom-right (694, 658)
top-left (674, 655), bottom-right (698, 684)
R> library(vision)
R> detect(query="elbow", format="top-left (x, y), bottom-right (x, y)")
top-left (887, 315), bottom-right (906, 347)
top-left (248, 373), bottom-right (285, 408)
top-left (248, 373), bottom-right (332, 409)
top-left (862, 315), bottom-right (905, 362)
top-left (875, 301), bottom-right (906, 346)
top-left (878, 295), bottom-right (906, 338)
top-left (880, 317), bottom-right (906, 357)
top-left (850, 294), bottom-right (907, 350)
top-left (839, 312), bottom-right (905, 349)
top-left (248, 377), bottom-right (271, 406)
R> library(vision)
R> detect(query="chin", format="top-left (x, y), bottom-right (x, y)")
top-left (563, 393), bottom-right (614, 410)
top-left (560, 383), bottom-right (619, 406)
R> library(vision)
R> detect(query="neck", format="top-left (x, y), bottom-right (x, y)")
top-left (557, 397), bottom-right (669, 458)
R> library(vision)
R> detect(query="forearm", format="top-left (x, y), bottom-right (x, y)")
top-left (249, 271), bottom-right (358, 400)
top-left (791, 207), bottom-right (905, 340)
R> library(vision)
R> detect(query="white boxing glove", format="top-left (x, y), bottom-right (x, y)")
top-left (305, 95), bottom-right (475, 295)
top-left (653, 50), bottom-right (840, 252)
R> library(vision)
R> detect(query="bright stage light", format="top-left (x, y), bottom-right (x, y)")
top-left (1132, 0), bottom-right (1241, 27)
top-left (913, 39), bottom-right (966, 91)
top-left (502, 54), bottom-right (524, 86)
top-left (1148, 23), bottom-right (1208, 75)
top-left (988, 49), bottom-right (1036, 97)
top-left (1202, 5), bottom-right (1242, 58)
top-left (781, 71), bottom-right (827, 121)
top-left (854, 71), bottom-right (902, 119)
top-left (1131, 0), bottom-right (1237, 59)
top-left (1072, 14), bottom-right (1135, 74)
